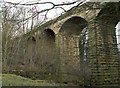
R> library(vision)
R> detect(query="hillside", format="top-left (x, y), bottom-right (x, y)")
top-left (2, 74), bottom-right (66, 86)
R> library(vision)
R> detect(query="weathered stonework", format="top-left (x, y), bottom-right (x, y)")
top-left (4, 2), bottom-right (120, 87)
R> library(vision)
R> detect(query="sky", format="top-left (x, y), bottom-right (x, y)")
top-left (3, 0), bottom-right (120, 3)
top-left (3, 0), bottom-right (80, 19)
top-left (116, 22), bottom-right (120, 50)
top-left (4, 0), bottom-right (72, 3)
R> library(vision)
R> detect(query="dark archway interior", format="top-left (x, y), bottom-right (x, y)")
top-left (42, 29), bottom-right (55, 42)
top-left (59, 16), bottom-right (88, 35)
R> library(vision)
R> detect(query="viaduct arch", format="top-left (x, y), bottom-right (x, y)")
top-left (6, 2), bottom-right (120, 87)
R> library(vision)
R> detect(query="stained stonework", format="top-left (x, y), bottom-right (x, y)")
top-left (56, 34), bottom-right (81, 83)
top-left (4, 2), bottom-right (120, 87)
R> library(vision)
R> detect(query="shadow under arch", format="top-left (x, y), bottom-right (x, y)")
top-left (36, 28), bottom-right (59, 80)
top-left (97, 2), bottom-right (120, 60)
top-left (41, 28), bottom-right (55, 42)
top-left (58, 16), bottom-right (89, 84)
top-left (59, 16), bottom-right (88, 35)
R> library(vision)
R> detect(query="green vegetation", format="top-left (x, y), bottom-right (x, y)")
top-left (2, 74), bottom-right (64, 86)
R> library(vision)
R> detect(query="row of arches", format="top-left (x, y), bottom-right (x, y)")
top-left (6, 2), bottom-right (120, 86)
top-left (29, 16), bottom-right (120, 56)
top-left (26, 15), bottom-right (120, 84)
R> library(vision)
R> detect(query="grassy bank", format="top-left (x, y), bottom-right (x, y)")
top-left (1, 74), bottom-right (65, 86)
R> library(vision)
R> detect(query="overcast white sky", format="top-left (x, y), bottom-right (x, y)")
top-left (3, 0), bottom-right (81, 19)
top-left (4, 0), bottom-right (72, 3)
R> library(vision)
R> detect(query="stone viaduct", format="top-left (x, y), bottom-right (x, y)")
top-left (6, 2), bottom-right (120, 87)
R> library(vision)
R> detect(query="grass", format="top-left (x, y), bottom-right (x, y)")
top-left (1, 74), bottom-right (65, 86)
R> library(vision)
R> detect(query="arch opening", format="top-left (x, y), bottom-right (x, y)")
top-left (37, 28), bottom-right (58, 80)
top-left (58, 16), bottom-right (89, 83)
top-left (115, 22), bottom-right (120, 52)
top-left (59, 16), bottom-right (89, 62)
top-left (42, 28), bottom-right (55, 42)
top-left (59, 16), bottom-right (88, 35)
top-left (79, 27), bottom-right (88, 62)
